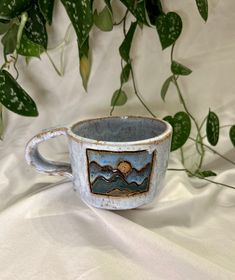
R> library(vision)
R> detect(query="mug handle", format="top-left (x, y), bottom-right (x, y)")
top-left (25, 127), bottom-right (72, 178)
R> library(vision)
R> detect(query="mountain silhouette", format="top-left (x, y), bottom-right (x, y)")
top-left (126, 163), bottom-right (152, 184)
top-left (91, 174), bottom-right (149, 195)
top-left (89, 161), bottom-right (152, 184)
top-left (89, 161), bottom-right (123, 182)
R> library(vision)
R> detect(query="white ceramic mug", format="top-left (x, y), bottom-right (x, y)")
top-left (25, 116), bottom-right (172, 210)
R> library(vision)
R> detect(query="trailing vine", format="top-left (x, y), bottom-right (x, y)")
top-left (0, 0), bottom-right (234, 188)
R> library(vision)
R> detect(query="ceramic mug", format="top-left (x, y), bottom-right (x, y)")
top-left (25, 116), bottom-right (172, 210)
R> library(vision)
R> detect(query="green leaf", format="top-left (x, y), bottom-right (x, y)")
top-left (0, 21), bottom-right (11, 35)
top-left (206, 110), bottom-right (219, 146)
top-left (60, 0), bottom-right (93, 89)
top-left (198, 170), bottom-right (217, 178)
top-left (0, 0), bottom-right (31, 19)
top-left (111, 89), bottom-right (127, 106)
top-left (161, 75), bottom-right (173, 101)
top-left (120, 0), bottom-right (148, 25)
top-left (119, 21), bottom-right (137, 62)
top-left (195, 0), bottom-right (208, 21)
top-left (121, 63), bottom-right (131, 84)
top-left (0, 70), bottom-right (38, 116)
top-left (78, 38), bottom-right (91, 91)
top-left (94, 6), bottom-right (113, 32)
top-left (1, 24), bottom-right (18, 56)
top-left (156, 12), bottom-right (182, 50)
top-left (79, 54), bottom-right (91, 91)
top-left (24, 2), bottom-right (48, 49)
top-left (60, 0), bottom-right (93, 48)
top-left (146, 0), bottom-right (163, 25)
top-left (229, 125), bottom-right (235, 147)
top-left (17, 33), bottom-right (44, 57)
top-left (38, 0), bottom-right (55, 25)
top-left (171, 61), bottom-right (192, 76)
top-left (24, 4), bottom-right (47, 48)
top-left (164, 111), bottom-right (191, 151)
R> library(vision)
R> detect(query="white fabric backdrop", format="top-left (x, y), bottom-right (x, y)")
top-left (0, 0), bottom-right (235, 279)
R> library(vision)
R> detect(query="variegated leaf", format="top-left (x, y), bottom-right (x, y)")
top-left (38, 0), bottom-right (55, 25)
top-left (0, 0), bottom-right (31, 19)
top-left (119, 21), bottom-right (137, 62)
top-left (0, 70), bottom-right (38, 116)
top-left (120, 0), bottom-right (148, 25)
top-left (60, 0), bottom-right (93, 48)
top-left (17, 33), bottom-right (44, 57)
top-left (156, 12), bottom-right (182, 50)
top-left (24, 2), bottom-right (48, 49)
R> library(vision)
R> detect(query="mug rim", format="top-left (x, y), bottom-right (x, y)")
top-left (67, 116), bottom-right (172, 146)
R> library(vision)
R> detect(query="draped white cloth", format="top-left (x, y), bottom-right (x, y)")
top-left (0, 1), bottom-right (235, 279)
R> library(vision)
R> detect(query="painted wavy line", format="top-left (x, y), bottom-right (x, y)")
top-left (89, 161), bottom-right (152, 184)
top-left (89, 160), bottom-right (151, 174)
top-left (91, 176), bottom-right (149, 195)
top-left (91, 173), bottom-right (149, 187)
top-left (91, 174), bottom-right (149, 192)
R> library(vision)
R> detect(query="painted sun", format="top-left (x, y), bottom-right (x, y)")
top-left (117, 161), bottom-right (132, 176)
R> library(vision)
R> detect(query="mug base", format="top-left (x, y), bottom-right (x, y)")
top-left (73, 186), bottom-right (155, 210)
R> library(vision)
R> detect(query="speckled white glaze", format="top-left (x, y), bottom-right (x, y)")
top-left (25, 116), bottom-right (172, 210)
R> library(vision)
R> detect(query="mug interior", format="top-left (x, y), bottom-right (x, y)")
top-left (71, 117), bottom-right (168, 142)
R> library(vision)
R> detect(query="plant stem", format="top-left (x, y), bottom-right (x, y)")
top-left (0, 105), bottom-right (3, 140)
top-left (110, 58), bottom-right (125, 116)
top-left (122, 10), bottom-right (128, 36)
top-left (16, 12), bottom-right (28, 50)
top-left (123, 11), bottom-right (156, 118)
top-left (180, 147), bottom-right (185, 165)
top-left (48, 23), bottom-right (72, 51)
top-left (13, 57), bottom-right (19, 80)
top-left (129, 64), bottom-right (156, 117)
top-left (168, 168), bottom-right (235, 190)
top-left (199, 177), bottom-right (235, 190)
top-left (201, 124), bottom-right (235, 140)
top-left (195, 116), bottom-right (207, 155)
top-left (0, 12), bottom-right (28, 76)
top-left (220, 124), bottom-right (234, 129)
top-left (113, 10), bottom-right (129, 26)
top-left (60, 45), bottom-right (65, 76)
top-left (111, 11), bottom-right (156, 117)
top-left (11, 12), bottom-right (28, 79)
top-left (45, 51), bottom-right (62, 76)
top-left (170, 44), bottom-right (205, 170)
top-left (189, 137), bottom-right (235, 165)
top-left (46, 24), bottom-right (73, 76)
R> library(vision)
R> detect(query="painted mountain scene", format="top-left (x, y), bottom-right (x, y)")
top-left (86, 149), bottom-right (155, 197)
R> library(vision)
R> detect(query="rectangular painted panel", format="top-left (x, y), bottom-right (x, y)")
top-left (86, 149), bottom-right (155, 197)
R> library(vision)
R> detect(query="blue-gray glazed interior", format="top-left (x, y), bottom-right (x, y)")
top-left (71, 117), bottom-right (167, 142)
